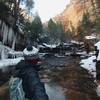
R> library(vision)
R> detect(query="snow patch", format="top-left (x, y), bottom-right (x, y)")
top-left (85, 35), bottom-right (96, 40)
top-left (95, 41), bottom-right (100, 60)
top-left (43, 43), bottom-right (59, 48)
top-left (0, 57), bottom-right (24, 70)
top-left (80, 56), bottom-right (96, 77)
top-left (8, 50), bottom-right (23, 58)
top-left (0, 42), bottom-right (12, 59)
top-left (76, 51), bottom-right (87, 55)
top-left (71, 40), bottom-right (84, 45)
top-left (95, 41), bottom-right (100, 50)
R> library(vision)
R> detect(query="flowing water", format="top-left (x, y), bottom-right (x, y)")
top-left (45, 83), bottom-right (67, 100)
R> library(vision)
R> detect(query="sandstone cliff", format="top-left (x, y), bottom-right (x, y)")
top-left (54, 0), bottom-right (99, 35)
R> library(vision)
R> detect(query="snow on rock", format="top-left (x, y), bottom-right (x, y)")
top-left (95, 41), bottom-right (100, 50)
top-left (9, 51), bottom-right (23, 55)
top-left (97, 51), bottom-right (100, 61)
top-left (0, 57), bottom-right (24, 70)
top-left (23, 46), bottom-right (39, 55)
top-left (65, 52), bottom-right (71, 56)
top-left (95, 41), bottom-right (100, 60)
top-left (76, 51), bottom-right (87, 55)
top-left (71, 40), bottom-right (84, 45)
top-left (38, 53), bottom-right (47, 58)
top-left (8, 50), bottom-right (23, 58)
top-left (85, 35), bottom-right (96, 40)
top-left (43, 43), bottom-right (60, 48)
top-left (80, 56), bottom-right (96, 77)
top-left (38, 45), bottom-right (45, 48)
top-left (0, 42), bottom-right (12, 59)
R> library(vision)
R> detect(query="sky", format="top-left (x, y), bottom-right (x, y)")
top-left (34, 0), bottom-right (70, 22)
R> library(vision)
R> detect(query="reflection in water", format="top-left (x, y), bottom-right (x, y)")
top-left (45, 83), bottom-right (67, 100)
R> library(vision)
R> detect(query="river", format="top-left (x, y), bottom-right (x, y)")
top-left (0, 55), bottom-right (100, 100)
top-left (40, 55), bottom-right (100, 100)
top-left (45, 83), bottom-right (67, 100)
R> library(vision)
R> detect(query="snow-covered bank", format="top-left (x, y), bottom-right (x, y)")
top-left (0, 57), bottom-right (24, 70)
top-left (8, 51), bottom-right (23, 58)
top-left (0, 41), bottom-right (24, 59)
top-left (80, 41), bottom-right (100, 78)
top-left (80, 41), bottom-right (100, 97)
top-left (80, 55), bottom-right (96, 77)
top-left (0, 42), bottom-right (12, 59)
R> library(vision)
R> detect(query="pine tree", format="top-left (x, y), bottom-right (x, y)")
top-left (30, 15), bottom-right (43, 43)
top-left (0, 0), bottom-right (34, 29)
top-left (94, 17), bottom-right (100, 34)
top-left (80, 13), bottom-right (92, 34)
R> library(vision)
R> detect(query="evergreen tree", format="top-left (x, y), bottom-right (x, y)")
top-left (80, 13), bottom-right (91, 34)
top-left (0, 0), bottom-right (34, 29)
top-left (56, 22), bottom-right (66, 42)
top-left (47, 19), bottom-right (67, 43)
top-left (30, 15), bottom-right (43, 43)
top-left (0, 0), bottom-right (34, 48)
top-left (94, 17), bottom-right (100, 34)
top-left (48, 19), bottom-right (57, 39)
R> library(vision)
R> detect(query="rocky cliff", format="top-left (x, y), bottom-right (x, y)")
top-left (54, 0), bottom-right (99, 35)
